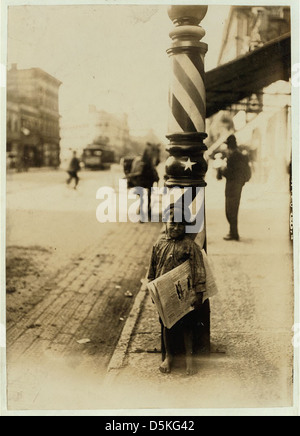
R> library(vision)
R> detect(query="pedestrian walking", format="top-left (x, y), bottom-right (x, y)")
top-left (66, 151), bottom-right (81, 189)
top-left (219, 134), bottom-right (251, 241)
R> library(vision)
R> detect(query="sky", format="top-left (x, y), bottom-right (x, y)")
top-left (7, 3), bottom-right (231, 141)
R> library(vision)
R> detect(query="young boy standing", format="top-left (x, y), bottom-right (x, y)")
top-left (147, 203), bottom-right (206, 375)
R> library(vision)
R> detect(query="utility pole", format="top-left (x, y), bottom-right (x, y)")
top-left (165, 5), bottom-right (210, 353)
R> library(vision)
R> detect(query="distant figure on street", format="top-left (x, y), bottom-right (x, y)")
top-left (127, 142), bottom-right (160, 221)
top-left (66, 151), bottom-right (81, 189)
top-left (140, 142), bottom-right (160, 218)
top-left (219, 134), bottom-right (251, 241)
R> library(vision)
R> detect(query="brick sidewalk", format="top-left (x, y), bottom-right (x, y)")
top-left (7, 222), bottom-right (161, 371)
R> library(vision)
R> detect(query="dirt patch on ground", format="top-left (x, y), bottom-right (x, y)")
top-left (6, 246), bottom-right (65, 327)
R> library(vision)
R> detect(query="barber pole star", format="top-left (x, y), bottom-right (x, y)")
top-left (184, 158), bottom-right (197, 172)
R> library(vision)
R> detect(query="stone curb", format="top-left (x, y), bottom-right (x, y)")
top-left (106, 286), bottom-right (148, 375)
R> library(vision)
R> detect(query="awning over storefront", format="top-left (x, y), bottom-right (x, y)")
top-left (206, 34), bottom-right (291, 118)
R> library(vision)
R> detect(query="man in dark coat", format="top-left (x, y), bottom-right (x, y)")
top-left (140, 143), bottom-right (160, 218)
top-left (140, 143), bottom-right (159, 187)
top-left (220, 135), bottom-right (250, 241)
top-left (66, 151), bottom-right (81, 189)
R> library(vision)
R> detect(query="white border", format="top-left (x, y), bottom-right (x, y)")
top-left (0, 0), bottom-right (299, 417)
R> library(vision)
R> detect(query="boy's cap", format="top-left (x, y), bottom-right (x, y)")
top-left (163, 203), bottom-right (192, 224)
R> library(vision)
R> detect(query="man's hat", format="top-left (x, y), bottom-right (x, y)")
top-left (224, 134), bottom-right (237, 149)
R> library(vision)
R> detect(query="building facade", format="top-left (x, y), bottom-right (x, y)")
top-left (7, 64), bottom-right (62, 170)
top-left (60, 105), bottom-right (159, 166)
top-left (218, 6), bottom-right (290, 64)
top-left (89, 106), bottom-right (131, 159)
top-left (60, 105), bottom-right (130, 165)
top-left (208, 6), bottom-right (291, 187)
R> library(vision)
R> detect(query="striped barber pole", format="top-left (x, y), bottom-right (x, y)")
top-left (169, 51), bottom-right (206, 134)
top-left (165, 5), bottom-right (212, 354)
top-left (165, 5), bottom-right (208, 207)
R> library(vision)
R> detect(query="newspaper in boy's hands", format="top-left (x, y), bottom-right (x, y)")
top-left (147, 260), bottom-right (196, 329)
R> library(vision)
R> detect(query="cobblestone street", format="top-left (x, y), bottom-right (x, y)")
top-left (7, 222), bottom-right (160, 367)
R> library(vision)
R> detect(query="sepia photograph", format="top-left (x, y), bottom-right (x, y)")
top-left (0, 0), bottom-right (299, 416)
